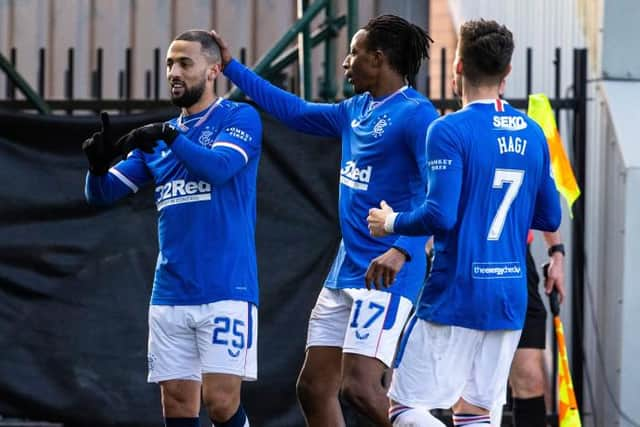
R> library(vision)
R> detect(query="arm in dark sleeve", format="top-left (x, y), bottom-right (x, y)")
top-left (531, 142), bottom-right (562, 231)
top-left (394, 120), bottom-right (462, 236)
top-left (224, 59), bottom-right (344, 137)
top-left (169, 104), bottom-right (262, 186)
top-left (84, 151), bottom-right (151, 206)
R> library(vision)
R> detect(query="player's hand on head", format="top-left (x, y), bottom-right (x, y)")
top-left (82, 112), bottom-right (120, 175)
top-left (209, 30), bottom-right (232, 67)
top-left (367, 200), bottom-right (395, 237)
top-left (364, 248), bottom-right (406, 290)
top-left (116, 122), bottom-right (178, 155)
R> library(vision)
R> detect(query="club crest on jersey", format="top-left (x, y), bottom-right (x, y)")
top-left (372, 114), bottom-right (391, 138)
top-left (340, 160), bottom-right (373, 191)
top-left (155, 179), bottom-right (212, 211)
top-left (199, 130), bottom-right (214, 147)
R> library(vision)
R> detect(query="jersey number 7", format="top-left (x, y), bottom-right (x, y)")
top-left (488, 169), bottom-right (525, 241)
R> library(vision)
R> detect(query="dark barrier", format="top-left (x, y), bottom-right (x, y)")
top-left (0, 109), bottom-right (341, 427)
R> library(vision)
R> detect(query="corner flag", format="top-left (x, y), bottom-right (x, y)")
top-left (527, 93), bottom-right (581, 214)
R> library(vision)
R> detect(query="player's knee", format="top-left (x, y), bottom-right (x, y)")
top-left (296, 372), bottom-right (328, 407)
top-left (389, 405), bottom-right (445, 427)
top-left (203, 389), bottom-right (238, 423)
top-left (340, 376), bottom-right (374, 409)
top-left (510, 363), bottom-right (545, 397)
top-left (161, 383), bottom-right (199, 416)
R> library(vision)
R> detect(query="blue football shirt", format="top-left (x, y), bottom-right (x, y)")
top-left (224, 59), bottom-right (440, 302)
top-left (85, 98), bottom-right (262, 306)
top-left (393, 99), bottom-right (561, 329)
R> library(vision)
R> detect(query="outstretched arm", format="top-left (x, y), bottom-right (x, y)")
top-left (211, 30), bottom-right (344, 137)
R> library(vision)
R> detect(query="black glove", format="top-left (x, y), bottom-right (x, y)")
top-left (115, 122), bottom-right (179, 155)
top-left (82, 112), bottom-right (120, 175)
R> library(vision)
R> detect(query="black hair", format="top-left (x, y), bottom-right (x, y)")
top-left (363, 14), bottom-right (433, 87)
top-left (458, 19), bottom-right (514, 85)
top-left (174, 30), bottom-right (221, 63)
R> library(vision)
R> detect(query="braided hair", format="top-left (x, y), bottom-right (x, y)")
top-left (363, 15), bottom-right (433, 87)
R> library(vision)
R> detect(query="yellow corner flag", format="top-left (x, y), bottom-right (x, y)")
top-left (554, 317), bottom-right (582, 427)
top-left (527, 93), bottom-right (581, 214)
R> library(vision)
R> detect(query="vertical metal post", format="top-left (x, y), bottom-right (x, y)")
top-left (571, 47), bottom-right (587, 413)
top-left (6, 48), bottom-right (16, 99)
top-left (321, 0), bottom-right (337, 101)
top-left (125, 48), bottom-right (132, 101)
top-left (145, 70), bottom-right (151, 99)
top-left (65, 48), bottom-right (74, 115)
top-left (526, 47), bottom-right (532, 96)
top-left (297, 0), bottom-right (312, 100)
top-left (154, 48), bottom-right (160, 100)
top-left (96, 48), bottom-right (103, 100)
top-left (554, 47), bottom-right (561, 128)
top-left (38, 48), bottom-right (45, 96)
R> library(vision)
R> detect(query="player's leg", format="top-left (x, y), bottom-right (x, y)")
top-left (460, 329), bottom-right (522, 427)
top-left (297, 346), bottom-right (345, 426)
top-left (196, 301), bottom-right (257, 426)
top-left (341, 354), bottom-right (391, 425)
top-left (202, 374), bottom-right (247, 426)
top-left (508, 245), bottom-right (547, 427)
top-left (340, 288), bottom-right (413, 426)
top-left (389, 319), bottom-right (477, 427)
top-left (148, 305), bottom-right (203, 426)
top-left (451, 399), bottom-right (491, 426)
top-left (297, 287), bottom-right (351, 426)
top-left (509, 349), bottom-right (547, 427)
top-left (389, 401), bottom-right (445, 427)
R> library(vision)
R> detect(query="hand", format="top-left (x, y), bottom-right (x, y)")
top-left (544, 252), bottom-right (565, 304)
top-left (115, 122), bottom-right (178, 154)
top-left (82, 112), bottom-right (120, 175)
top-left (364, 248), bottom-right (407, 290)
top-left (209, 29), bottom-right (233, 68)
top-left (367, 200), bottom-right (395, 237)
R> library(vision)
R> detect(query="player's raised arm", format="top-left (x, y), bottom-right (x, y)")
top-left (210, 29), bottom-right (344, 137)
top-left (83, 112), bottom-right (152, 206)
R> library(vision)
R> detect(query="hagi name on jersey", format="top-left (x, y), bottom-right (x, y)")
top-left (472, 262), bottom-right (523, 279)
top-left (340, 160), bottom-right (372, 190)
top-left (155, 179), bottom-right (212, 211)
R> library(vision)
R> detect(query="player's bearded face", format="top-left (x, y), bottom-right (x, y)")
top-left (170, 72), bottom-right (206, 108)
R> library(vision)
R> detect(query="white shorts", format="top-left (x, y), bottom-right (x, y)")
top-left (389, 317), bottom-right (521, 411)
top-left (306, 287), bottom-right (413, 367)
top-left (147, 300), bottom-right (258, 383)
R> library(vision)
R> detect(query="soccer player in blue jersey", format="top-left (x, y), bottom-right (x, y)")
top-left (211, 15), bottom-right (438, 427)
top-left (82, 30), bottom-right (261, 427)
top-left (367, 20), bottom-right (562, 427)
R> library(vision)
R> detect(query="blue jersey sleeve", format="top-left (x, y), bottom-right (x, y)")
top-left (85, 150), bottom-right (152, 206)
top-left (170, 105), bottom-right (261, 186)
top-left (224, 59), bottom-right (344, 137)
top-left (531, 140), bottom-right (562, 231)
top-left (394, 120), bottom-right (462, 235)
top-left (391, 105), bottom-right (440, 252)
